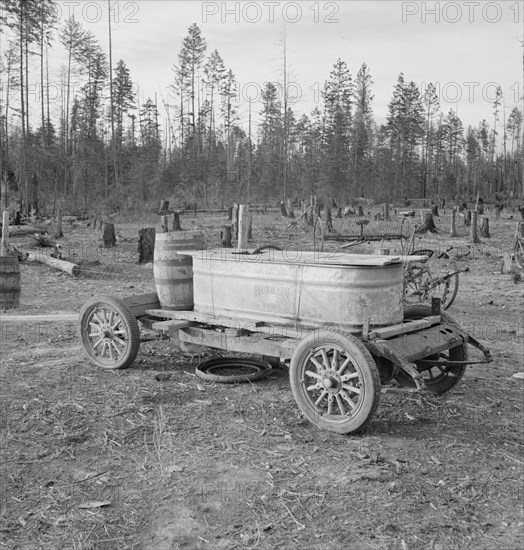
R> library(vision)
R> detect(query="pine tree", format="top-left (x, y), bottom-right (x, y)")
top-left (322, 58), bottom-right (352, 201)
top-left (351, 63), bottom-right (374, 197)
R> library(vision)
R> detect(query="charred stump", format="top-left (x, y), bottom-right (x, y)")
top-left (221, 226), bottom-right (232, 247)
top-left (417, 212), bottom-right (439, 234)
top-left (480, 217), bottom-right (490, 238)
top-left (138, 227), bottom-right (156, 264)
top-left (102, 223), bottom-right (116, 248)
top-left (326, 206), bottom-right (333, 233)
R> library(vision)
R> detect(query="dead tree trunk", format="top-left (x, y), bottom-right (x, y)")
top-left (138, 227), bottom-right (155, 264)
top-left (470, 212), bottom-right (480, 243)
top-left (417, 212), bottom-right (439, 234)
top-left (102, 223), bottom-right (116, 248)
top-left (238, 205), bottom-right (249, 251)
top-left (450, 207), bottom-right (458, 238)
top-left (480, 217), bottom-right (490, 238)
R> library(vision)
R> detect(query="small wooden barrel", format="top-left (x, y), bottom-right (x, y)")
top-left (153, 231), bottom-right (205, 310)
top-left (0, 256), bottom-right (21, 310)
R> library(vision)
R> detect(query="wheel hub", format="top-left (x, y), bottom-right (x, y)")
top-left (321, 370), bottom-right (342, 393)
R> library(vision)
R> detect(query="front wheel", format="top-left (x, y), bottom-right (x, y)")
top-left (290, 330), bottom-right (380, 434)
top-left (79, 295), bottom-right (141, 369)
top-left (394, 305), bottom-right (467, 394)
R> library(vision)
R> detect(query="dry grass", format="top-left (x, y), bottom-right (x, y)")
top-left (0, 205), bottom-right (523, 549)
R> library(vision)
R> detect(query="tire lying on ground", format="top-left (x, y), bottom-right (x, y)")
top-left (195, 357), bottom-right (273, 383)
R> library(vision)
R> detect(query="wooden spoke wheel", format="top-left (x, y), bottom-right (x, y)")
top-left (394, 304), bottom-right (467, 394)
top-left (79, 295), bottom-right (140, 370)
top-left (290, 330), bottom-right (380, 434)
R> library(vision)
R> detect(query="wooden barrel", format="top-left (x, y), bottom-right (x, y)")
top-left (0, 256), bottom-right (21, 310)
top-left (153, 231), bottom-right (206, 310)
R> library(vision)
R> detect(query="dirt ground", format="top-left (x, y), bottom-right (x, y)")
top-left (0, 206), bottom-right (523, 550)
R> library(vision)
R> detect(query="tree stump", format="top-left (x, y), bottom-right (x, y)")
top-left (480, 217), bottom-right (490, 238)
top-left (383, 202), bottom-right (390, 221)
top-left (417, 212), bottom-right (439, 234)
top-left (247, 213), bottom-right (253, 241)
top-left (102, 223), bottom-right (116, 248)
top-left (137, 228), bottom-right (155, 264)
top-left (470, 211), bottom-right (480, 243)
top-left (221, 226), bottom-right (232, 247)
top-left (326, 206), bottom-right (333, 233)
top-left (54, 208), bottom-right (63, 239)
top-left (449, 207), bottom-right (458, 237)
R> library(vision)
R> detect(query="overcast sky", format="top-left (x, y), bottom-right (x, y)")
top-left (14, 1), bottom-right (524, 130)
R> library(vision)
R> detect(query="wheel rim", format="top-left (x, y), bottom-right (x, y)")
top-left (83, 305), bottom-right (131, 367)
top-left (413, 351), bottom-right (460, 385)
top-left (299, 344), bottom-right (365, 421)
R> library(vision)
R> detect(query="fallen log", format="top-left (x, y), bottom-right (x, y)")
top-left (5, 224), bottom-right (48, 237)
top-left (28, 252), bottom-right (80, 276)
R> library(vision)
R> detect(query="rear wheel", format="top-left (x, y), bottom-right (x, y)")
top-left (394, 304), bottom-right (467, 394)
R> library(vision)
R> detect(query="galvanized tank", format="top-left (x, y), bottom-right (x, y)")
top-left (190, 249), bottom-right (404, 333)
top-left (153, 231), bottom-right (205, 310)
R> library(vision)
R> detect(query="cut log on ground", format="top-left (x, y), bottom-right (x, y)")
top-left (102, 222), bottom-right (116, 248)
top-left (417, 212), bottom-right (439, 234)
top-left (5, 224), bottom-right (48, 237)
top-left (28, 252), bottom-right (80, 276)
top-left (138, 228), bottom-right (156, 264)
